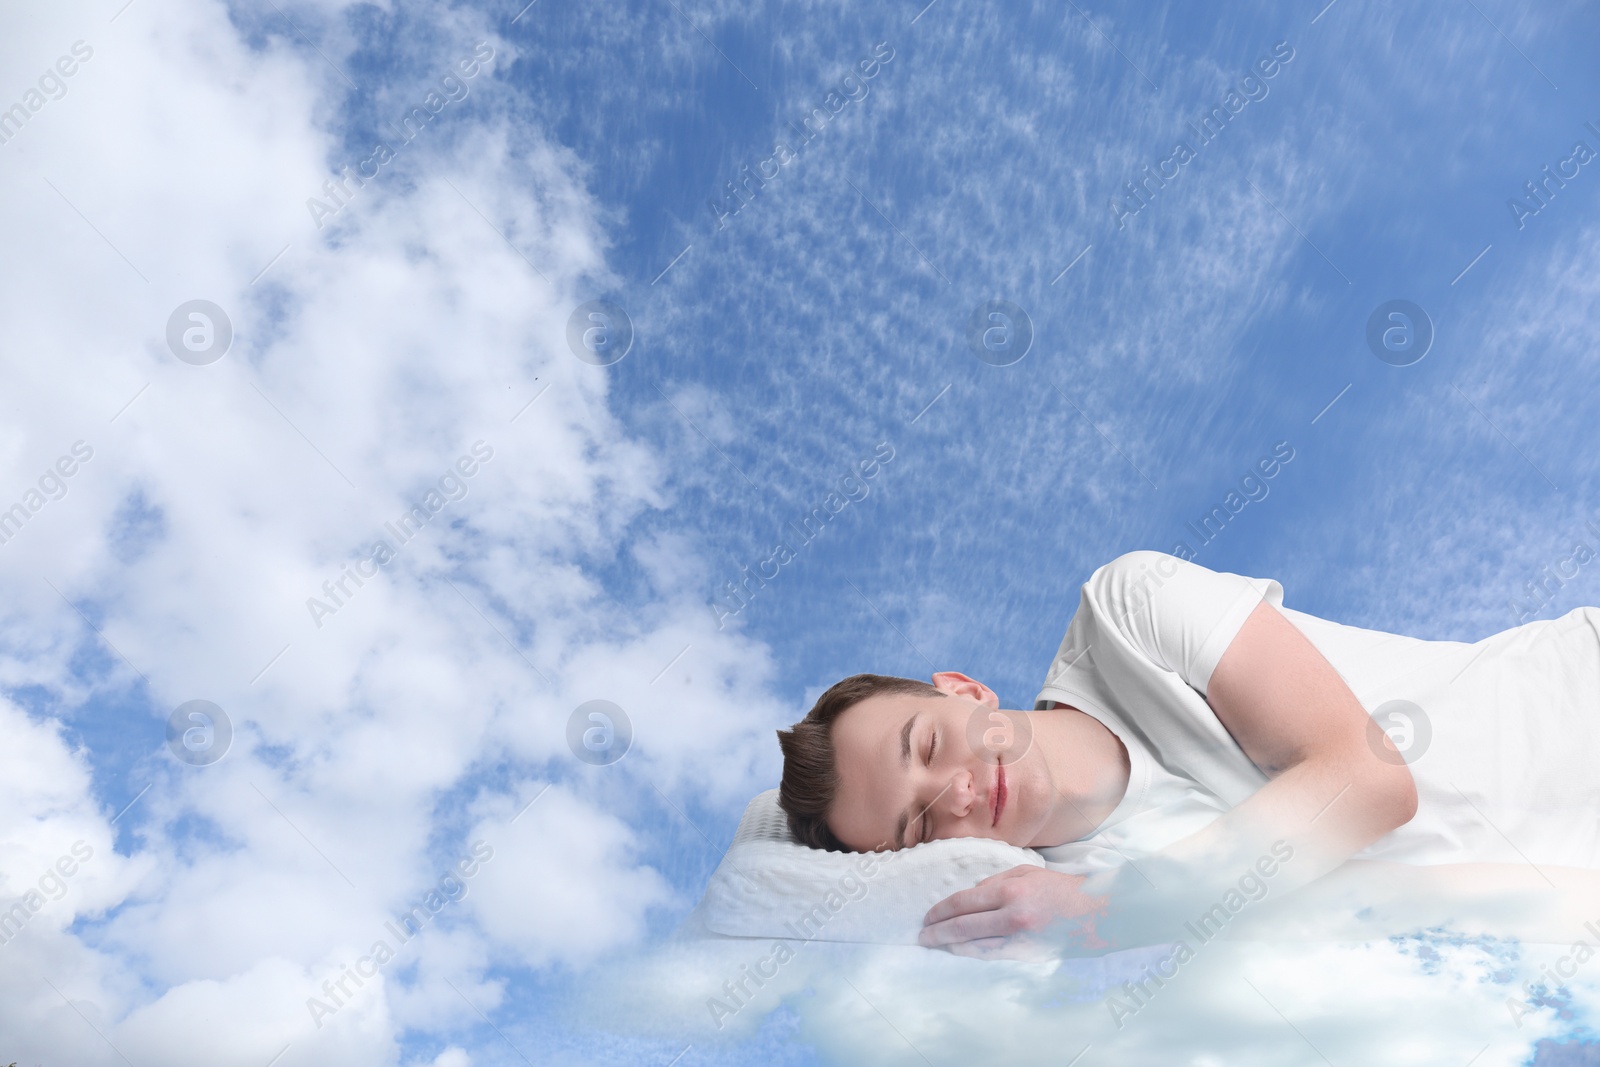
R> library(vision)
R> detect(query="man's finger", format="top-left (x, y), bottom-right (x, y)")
top-left (918, 907), bottom-right (1018, 947)
top-left (922, 882), bottom-right (1008, 926)
top-left (975, 864), bottom-right (1038, 886)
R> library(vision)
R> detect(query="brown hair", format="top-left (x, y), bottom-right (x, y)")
top-left (775, 673), bottom-right (946, 851)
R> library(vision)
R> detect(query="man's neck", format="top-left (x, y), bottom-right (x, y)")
top-left (1027, 705), bottom-right (1132, 846)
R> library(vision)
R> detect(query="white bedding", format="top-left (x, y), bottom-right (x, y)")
top-left (698, 788), bottom-right (1087, 944)
top-left (657, 792), bottom-right (1573, 1055)
top-left (661, 802), bottom-right (1188, 1052)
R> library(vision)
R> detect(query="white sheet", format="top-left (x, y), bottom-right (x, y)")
top-left (698, 788), bottom-right (1047, 943)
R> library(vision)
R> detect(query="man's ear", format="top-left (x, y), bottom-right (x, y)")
top-left (930, 670), bottom-right (999, 706)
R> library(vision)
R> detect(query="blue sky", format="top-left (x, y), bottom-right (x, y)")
top-left (2, 0), bottom-right (1600, 1064)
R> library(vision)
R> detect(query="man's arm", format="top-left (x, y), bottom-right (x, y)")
top-left (1233, 858), bottom-right (1600, 944)
top-left (1131, 594), bottom-right (1418, 901)
top-left (923, 598), bottom-right (1419, 955)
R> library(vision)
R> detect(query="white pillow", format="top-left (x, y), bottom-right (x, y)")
top-left (698, 789), bottom-right (1045, 944)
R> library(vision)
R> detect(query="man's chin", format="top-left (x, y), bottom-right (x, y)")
top-left (1019, 823), bottom-right (1071, 849)
top-left (1010, 829), bottom-right (1052, 849)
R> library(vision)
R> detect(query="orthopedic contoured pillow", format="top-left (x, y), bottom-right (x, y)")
top-left (698, 788), bottom-right (1045, 944)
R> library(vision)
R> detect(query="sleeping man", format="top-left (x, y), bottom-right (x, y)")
top-left (776, 551), bottom-right (1600, 958)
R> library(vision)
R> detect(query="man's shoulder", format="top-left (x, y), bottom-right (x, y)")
top-left (1084, 549), bottom-right (1191, 592)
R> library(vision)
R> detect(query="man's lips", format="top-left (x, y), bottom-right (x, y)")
top-left (991, 762), bottom-right (1007, 826)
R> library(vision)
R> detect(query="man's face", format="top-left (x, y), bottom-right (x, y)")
top-left (826, 681), bottom-right (1059, 852)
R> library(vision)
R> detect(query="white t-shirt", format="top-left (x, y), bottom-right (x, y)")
top-left (1033, 551), bottom-right (1600, 870)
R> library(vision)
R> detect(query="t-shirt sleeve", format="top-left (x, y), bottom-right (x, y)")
top-left (1082, 550), bottom-right (1285, 697)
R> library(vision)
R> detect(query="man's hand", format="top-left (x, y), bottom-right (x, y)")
top-left (918, 865), bottom-right (1113, 959)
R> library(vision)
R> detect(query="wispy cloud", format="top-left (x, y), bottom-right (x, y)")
top-left (4, 0), bottom-right (1599, 1062)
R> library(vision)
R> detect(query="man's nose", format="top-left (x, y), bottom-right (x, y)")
top-left (941, 768), bottom-right (976, 818)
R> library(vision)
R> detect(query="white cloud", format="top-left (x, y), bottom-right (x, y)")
top-left (116, 956), bottom-right (395, 1067)
top-left (466, 785), bottom-right (676, 969)
top-left (0, 1), bottom-right (792, 1062)
top-left (3, 0), bottom-right (1593, 1062)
